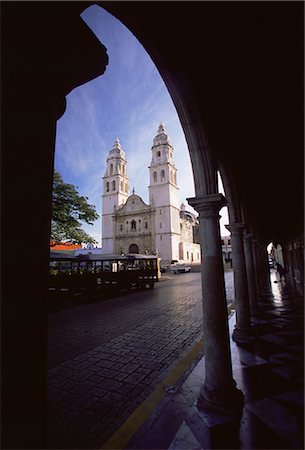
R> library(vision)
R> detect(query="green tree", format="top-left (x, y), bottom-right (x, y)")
top-left (51, 171), bottom-right (99, 245)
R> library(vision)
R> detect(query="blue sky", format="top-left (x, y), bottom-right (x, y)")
top-left (54, 4), bottom-right (229, 246)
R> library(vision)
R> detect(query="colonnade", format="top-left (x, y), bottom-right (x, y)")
top-left (189, 192), bottom-right (271, 414)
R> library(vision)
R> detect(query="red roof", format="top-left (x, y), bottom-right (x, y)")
top-left (50, 241), bottom-right (82, 251)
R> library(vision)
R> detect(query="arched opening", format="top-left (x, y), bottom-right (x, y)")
top-left (50, 7), bottom-right (238, 438)
top-left (129, 243), bottom-right (139, 253)
top-left (48, 5), bottom-right (239, 447)
top-left (4, 3), bottom-right (303, 450)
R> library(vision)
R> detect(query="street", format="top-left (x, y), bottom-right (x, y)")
top-left (47, 270), bottom-right (234, 448)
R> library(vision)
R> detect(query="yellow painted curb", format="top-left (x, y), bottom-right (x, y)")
top-left (101, 304), bottom-right (234, 449)
top-left (101, 339), bottom-right (204, 449)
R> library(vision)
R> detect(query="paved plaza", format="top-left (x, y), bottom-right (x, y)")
top-left (47, 270), bottom-right (303, 449)
top-left (47, 272), bottom-right (211, 448)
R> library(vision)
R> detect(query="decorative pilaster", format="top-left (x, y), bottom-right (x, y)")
top-left (243, 232), bottom-right (259, 314)
top-left (225, 223), bottom-right (253, 342)
top-left (188, 194), bottom-right (243, 414)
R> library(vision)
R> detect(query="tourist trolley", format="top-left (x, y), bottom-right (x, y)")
top-left (49, 253), bottom-right (161, 295)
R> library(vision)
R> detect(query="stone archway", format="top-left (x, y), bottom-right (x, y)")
top-left (96, 4), bottom-right (243, 414)
top-left (129, 243), bottom-right (139, 254)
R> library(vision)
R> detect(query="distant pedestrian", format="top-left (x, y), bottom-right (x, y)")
top-left (276, 263), bottom-right (286, 282)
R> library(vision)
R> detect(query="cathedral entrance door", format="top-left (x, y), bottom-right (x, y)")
top-left (129, 244), bottom-right (139, 254)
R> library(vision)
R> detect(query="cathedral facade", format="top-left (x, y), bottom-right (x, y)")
top-left (101, 124), bottom-right (201, 265)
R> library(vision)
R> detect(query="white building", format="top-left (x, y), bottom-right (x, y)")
top-left (221, 235), bottom-right (232, 269)
top-left (101, 123), bottom-right (201, 265)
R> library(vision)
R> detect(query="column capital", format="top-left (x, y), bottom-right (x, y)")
top-left (225, 222), bottom-right (245, 235)
top-left (187, 194), bottom-right (227, 216)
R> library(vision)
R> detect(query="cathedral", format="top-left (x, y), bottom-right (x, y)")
top-left (101, 124), bottom-right (201, 265)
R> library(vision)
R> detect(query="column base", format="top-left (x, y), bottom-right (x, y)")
top-left (232, 325), bottom-right (255, 344)
top-left (197, 381), bottom-right (244, 416)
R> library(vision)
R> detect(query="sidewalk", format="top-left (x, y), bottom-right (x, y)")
top-left (106, 276), bottom-right (304, 450)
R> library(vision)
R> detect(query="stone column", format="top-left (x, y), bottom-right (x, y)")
top-left (263, 247), bottom-right (272, 289)
top-left (243, 232), bottom-right (259, 314)
top-left (188, 194), bottom-right (243, 414)
top-left (252, 239), bottom-right (261, 295)
top-left (226, 223), bottom-right (253, 342)
top-left (257, 243), bottom-right (269, 292)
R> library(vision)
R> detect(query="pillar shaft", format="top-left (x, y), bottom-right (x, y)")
top-left (256, 243), bottom-right (271, 294)
top-left (188, 194), bottom-right (243, 413)
top-left (226, 223), bottom-right (252, 341)
top-left (252, 239), bottom-right (261, 294)
top-left (263, 248), bottom-right (272, 288)
top-left (243, 233), bottom-right (259, 313)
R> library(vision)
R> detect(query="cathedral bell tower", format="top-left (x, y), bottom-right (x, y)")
top-left (148, 123), bottom-right (180, 263)
top-left (102, 138), bottom-right (129, 253)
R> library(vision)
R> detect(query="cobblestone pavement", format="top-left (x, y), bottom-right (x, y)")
top-left (47, 270), bottom-right (234, 448)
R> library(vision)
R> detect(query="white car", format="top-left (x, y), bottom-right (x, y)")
top-left (170, 260), bottom-right (191, 274)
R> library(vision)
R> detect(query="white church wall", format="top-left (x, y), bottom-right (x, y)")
top-left (179, 241), bottom-right (201, 264)
top-left (101, 124), bottom-right (202, 262)
top-left (155, 233), bottom-right (173, 263)
top-left (171, 234), bottom-right (181, 262)
top-left (170, 207), bottom-right (181, 235)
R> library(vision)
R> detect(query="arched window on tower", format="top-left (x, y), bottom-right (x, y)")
top-left (131, 220), bottom-right (136, 230)
top-left (157, 150), bottom-right (161, 157)
top-left (153, 171), bottom-right (157, 183)
top-left (106, 181), bottom-right (109, 192)
top-left (112, 180), bottom-right (116, 190)
top-left (120, 181), bottom-right (124, 191)
top-left (125, 182), bottom-right (128, 193)
top-left (110, 163), bottom-right (113, 175)
top-left (161, 169), bottom-right (165, 181)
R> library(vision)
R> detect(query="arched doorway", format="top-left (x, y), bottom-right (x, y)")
top-left (129, 243), bottom-right (139, 254)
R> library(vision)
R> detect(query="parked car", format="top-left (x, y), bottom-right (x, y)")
top-left (170, 260), bottom-right (191, 274)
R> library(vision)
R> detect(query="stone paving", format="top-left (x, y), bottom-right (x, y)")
top-left (47, 271), bottom-right (234, 448)
top-left (47, 273), bottom-right (202, 448)
top-left (51, 267), bottom-right (304, 450)
top-left (126, 270), bottom-right (304, 450)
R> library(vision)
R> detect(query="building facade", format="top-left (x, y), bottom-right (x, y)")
top-left (221, 235), bottom-right (233, 268)
top-left (101, 124), bottom-right (201, 265)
